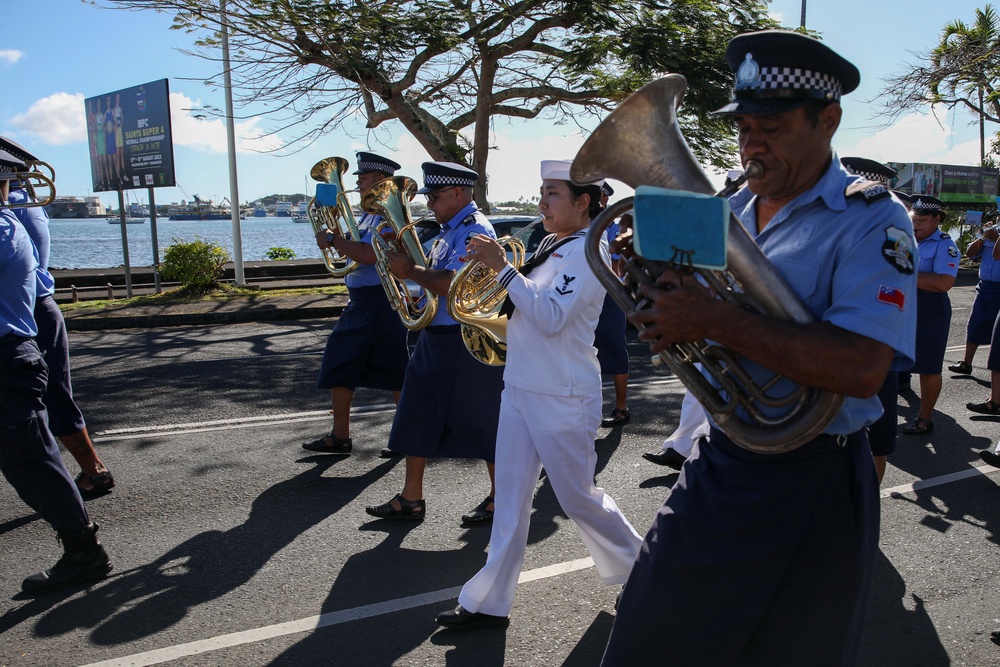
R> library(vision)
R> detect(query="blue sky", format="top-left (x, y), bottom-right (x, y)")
top-left (0, 0), bottom-right (993, 211)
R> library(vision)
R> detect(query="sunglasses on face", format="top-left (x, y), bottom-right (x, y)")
top-left (426, 186), bottom-right (459, 204)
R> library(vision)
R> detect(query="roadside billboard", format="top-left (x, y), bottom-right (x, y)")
top-left (887, 162), bottom-right (999, 206)
top-left (85, 78), bottom-right (176, 192)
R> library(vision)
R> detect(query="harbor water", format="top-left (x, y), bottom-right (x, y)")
top-left (48, 217), bottom-right (324, 269)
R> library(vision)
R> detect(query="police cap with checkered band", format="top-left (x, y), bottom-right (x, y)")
top-left (0, 149), bottom-right (25, 181)
top-left (714, 30), bottom-right (860, 116)
top-left (0, 136), bottom-right (39, 165)
top-left (352, 152), bottom-right (400, 176)
top-left (841, 157), bottom-right (897, 186)
top-left (417, 161), bottom-right (480, 195)
top-left (910, 195), bottom-right (946, 215)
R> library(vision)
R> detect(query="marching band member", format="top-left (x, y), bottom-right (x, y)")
top-left (0, 155), bottom-right (112, 595)
top-left (901, 195), bottom-right (958, 436)
top-left (435, 159), bottom-right (642, 630)
top-left (365, 162), bottom-right (504, 525)
top-left (603, 31), bottom-right (917, 665)
top-left (303, 152), bottom-right (409, 457)
top-left (1, 136), bottom-right (115, 499)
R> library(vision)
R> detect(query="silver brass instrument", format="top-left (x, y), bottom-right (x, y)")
top-left (308, 157), bottom-right (361, 277)
top-left (571, 74), bottom-right (844, 454)
top-left (365, 175), bottom-right (438, 331)
top-left (448, 216), bottom-right (542, 366)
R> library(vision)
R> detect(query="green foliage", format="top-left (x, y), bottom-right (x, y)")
top-left (160, 238), bottom-right (231, 290)
top-left (266, 246), bottom-right (297, 261)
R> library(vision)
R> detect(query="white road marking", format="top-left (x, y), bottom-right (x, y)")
top-left (78, 558), bottom-right (596, 667)
top-left (880, 463), bottom-right (999, 498)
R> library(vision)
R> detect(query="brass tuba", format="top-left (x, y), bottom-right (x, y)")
top-left (307, 157), bottom-right (361, 277)
top-left (365, 175), bottom-right (438, 331)
top-left (0, 157), bottom-right (56, 209)
top-left (447, 216), bottom-right (542, 365)
top-left (571, 74), bottom-right (844, 454)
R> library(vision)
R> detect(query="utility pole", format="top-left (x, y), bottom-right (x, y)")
top-left (800, 0), bottom-right (807, 28)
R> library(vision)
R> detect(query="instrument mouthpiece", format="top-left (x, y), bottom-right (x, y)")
top-left (744, 161), bottom-right (765, 180)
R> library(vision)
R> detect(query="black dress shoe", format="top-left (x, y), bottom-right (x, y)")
top-left (641, 448), bottom-right (687, 471)
top-left (980, 449), bottom-right (1000, 468)
top-left (435, 605), bottom-right (509, 630)
top-left (380, 448), bottom-right (404, 458)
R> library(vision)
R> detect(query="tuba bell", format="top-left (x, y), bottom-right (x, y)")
top-left (307, 157), bottom-right (362, 277)
top-left (447, 216), bottom-right (542, 365)
top-left (571, 74), bottom-right (844, 454)
top-left (365, 175), bottom-right (438, 331)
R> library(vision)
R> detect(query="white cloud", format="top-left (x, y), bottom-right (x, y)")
top-left (0, 49), bottom-right (23, 65)
top-left (168, 92), bottom-right (284, 154)
top-left (839, 110), bottom-right (982, 166)
top-left (5, 90), bottom-right (283, 154)
top-left (8, 92), bottom-right (86, 145)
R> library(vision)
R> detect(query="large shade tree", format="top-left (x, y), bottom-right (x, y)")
top-left (877, 4), bottom-right (1000, 166)
top-left (105, 0), bottom-right (776, 206)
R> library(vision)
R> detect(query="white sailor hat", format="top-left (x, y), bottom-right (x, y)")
top-left (352, 151), bottom-right (401, 176)
top-left (0, 136), bottom-right (39, 164)
top-left (417, 161), bottom-right (479, 195)
top-left (0, 149), bottom-right (25, 181)
top-left (714, 30), bottom-right (860, 115)
top-left (842, 157), bottom-right (897, 185)
top-left (540, 159), bottom-right (605, 186)
top-left (910, 195), bottom-right (945, 214)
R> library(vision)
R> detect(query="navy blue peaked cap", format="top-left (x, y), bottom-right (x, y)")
top-left (715, 30), bottom-right (860, 115)
top-left (892, 190), bottom-right (912, 205)
top-left (910, 195), bottom-right (945, 214)
top-left (601, 182), bottom-right (614, 197)
top-left (353, 152), bottom-right (400, 175)
top-left (0, 136), bottom-right (39, 164)
top-left (417, 161), bottom-right (479, 195)
top-left (0, 149), bottom-right (25, 180)
top-left (842, 157), bottom-right (897, 185)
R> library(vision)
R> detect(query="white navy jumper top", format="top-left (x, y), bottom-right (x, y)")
top-left (495, 229), bottom-right (609, 397)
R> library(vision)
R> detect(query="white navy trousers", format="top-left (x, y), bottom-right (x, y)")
top-left (458, 384), bottom-right (643, 616)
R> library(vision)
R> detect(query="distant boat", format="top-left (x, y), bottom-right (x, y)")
top-left (46, 196), bottom-right (105, 219)
top-left (292, 214), bottom-right (311, 223)
top-left (253, 207), bottom-right (267, 217)
top-left (107, 216), bottom-right (145, 224)
top-left (167, 194), bottom-right (232, 220)
top-left (275, 200), bottom-right (292, 217)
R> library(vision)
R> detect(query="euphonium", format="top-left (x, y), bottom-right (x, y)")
top-left (307, 156), bottom-right (361, 277)
top-left (365, 175), bottom-right (438, 331)
top-left (571, 74), bottom-right (844, 454)
top-left (448, 216), bottom-right (542, 366)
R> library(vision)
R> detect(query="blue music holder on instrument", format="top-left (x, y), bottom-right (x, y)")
top-left (315, 183), bottom-right (339, 207)
top-left (632, 185), bottom-right (729, 271)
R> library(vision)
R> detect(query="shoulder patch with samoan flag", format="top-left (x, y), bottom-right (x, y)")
top-left (877, 284), bottom-right (906, 311)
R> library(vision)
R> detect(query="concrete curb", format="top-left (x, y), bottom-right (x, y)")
top-left (63, 305), bottom-right (345, 331)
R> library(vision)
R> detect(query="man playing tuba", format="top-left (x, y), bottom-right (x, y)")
top-left (303, 152), bottom-right (409, 457)
top-left (603, 31), bottom-right (917, 665)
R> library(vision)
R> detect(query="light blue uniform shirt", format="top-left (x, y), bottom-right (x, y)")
top-left (426, 202), bottom-right (496, 327)
top-left (916, 228), bottom-right (959, 278)
top-left (0, 210), bottom-right (39, 338)
top-left (725, 155), bottom-right (918, 436)
top-left (7, 187), bottom-right (56, 299)
top-left (344, 211), bottom-right (384, 289)
top-left (974, 239), bottom-right (1000, 282)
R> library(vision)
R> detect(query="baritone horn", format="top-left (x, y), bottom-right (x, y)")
top-left (0, 167), bottom-right (56, 209)
top-left (571, 73), bottom-right (844, 454)
top-left (448, 216), bottom-right (542, 365)
top-left (365, 175), bottom-right (438, 330)
top-left (308, 156), bottom-right (361, 277)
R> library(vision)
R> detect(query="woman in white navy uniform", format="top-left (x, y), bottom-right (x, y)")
top-left (435, 159), bottom-right (643, 630)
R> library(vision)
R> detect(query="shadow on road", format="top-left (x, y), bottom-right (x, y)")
top-left (23, 456), bottom-right (398, 644)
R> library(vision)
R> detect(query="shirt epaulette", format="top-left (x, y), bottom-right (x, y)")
top-left (844, 180), bottom-right (891, 205)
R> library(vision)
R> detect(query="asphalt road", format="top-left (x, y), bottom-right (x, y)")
top-left (1, 281), bottom-right (999, 667)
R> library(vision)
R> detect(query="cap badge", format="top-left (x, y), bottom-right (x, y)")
top-left (735, 53), bottom-right (761, 90)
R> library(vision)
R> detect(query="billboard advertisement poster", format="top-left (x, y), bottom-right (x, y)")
top-left (887, 161), bottom-right (999, 206)
top-left (84, 79), bottom-right (176, 192)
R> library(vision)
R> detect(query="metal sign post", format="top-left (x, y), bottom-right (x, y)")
top-left (116, 188), bottom-right (133, 298)
top-left (148, 186), bottom-right (161, 293)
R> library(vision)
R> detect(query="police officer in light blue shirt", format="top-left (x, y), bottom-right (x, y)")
top-left (0, 189), bottom-right (112, 595)
top-left (605, 30), bottom-right (918, 666)
top-left (900, 195), bottom-right (958, 435)
top-left (948, 214), bottom-right (1000, 374)
top-left (364, 161), bottom-right (504, 526)
top-left (304, 151), bottom-right (409, 456)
